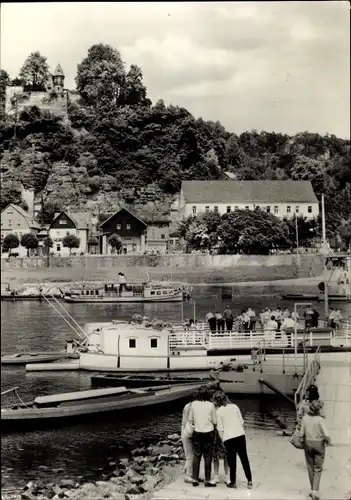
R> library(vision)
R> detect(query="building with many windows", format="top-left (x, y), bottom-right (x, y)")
top-left (178, 180), bottom-right (319, 220)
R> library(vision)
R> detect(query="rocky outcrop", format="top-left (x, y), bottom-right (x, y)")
top-left (4, 434), bottom-right (184, 500)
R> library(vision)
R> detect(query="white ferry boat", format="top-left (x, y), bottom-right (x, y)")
top-left (63, 281), bottom-right (184, 303)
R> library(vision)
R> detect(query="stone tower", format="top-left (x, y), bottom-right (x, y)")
top-left (52, 64), bottom-right (65, 94)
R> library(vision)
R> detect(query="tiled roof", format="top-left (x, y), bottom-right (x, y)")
top-left (53, 64), bottom-right (64, 77)
top-left (125, 205), bottom-right (170, 224)
top-left (181, 180), bottom-right (318, 204)
top-left (1, 204), bottom-right (41, 229)
top-left (51, 211), bottom-right (91, 229)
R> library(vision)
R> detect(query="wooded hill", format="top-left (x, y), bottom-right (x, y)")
top-left (0, 44), bottom-right (350, 244)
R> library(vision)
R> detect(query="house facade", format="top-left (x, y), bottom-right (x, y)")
top-left (179, 180), bottom-right (319, 220)
top-left (99, 207), bottom-right (170, 254)
top-left (1, 204), bottom-right (41, 257)
top-left (49, 212), bottom-right (91, 256)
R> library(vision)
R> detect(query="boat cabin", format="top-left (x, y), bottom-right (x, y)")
top-left (68, 281), bottom-right (179, 299)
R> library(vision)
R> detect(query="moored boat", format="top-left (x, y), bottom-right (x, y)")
top-left (1, 352), bottom-right (78, 365)
top-left (91, 373), bottom-right (211, 388)
top-left (1, 382), bottom-right (203, 432)
top-left (63, 280), bottom-right (184, 303)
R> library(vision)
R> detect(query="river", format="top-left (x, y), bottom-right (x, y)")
top-left (1, 288), bottom-right (349, 490)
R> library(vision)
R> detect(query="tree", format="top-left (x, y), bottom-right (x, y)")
top-left (19, 51), bottom-right (49, 91)
top-left (43, 236), bottom-right (53, 266)
top-left (0, 69), bottom-right (10, 117)
top-left (218, 209), bottom-right (290, 254)
top-left (2, 233), bottom-right (19, 254)
top-left (76, 44), bottom-right (126, 108)
top-left (107, 233), bottom-right (122, 254)
top-left (119, 64), bottom-right (151, 107)
top-left (87, 236), bottom-right (99, 254)
top-left (20, 233), bottom-right (39, 256)
top-left (337, 217), bottom-right (351, 250)
top-left (284, 215), bottom-right (319, 249)
top-left (62, 234), bottom-right (80, 255)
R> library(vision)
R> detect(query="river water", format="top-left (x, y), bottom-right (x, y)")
top-left (1, 288), bottom-right (349, 489)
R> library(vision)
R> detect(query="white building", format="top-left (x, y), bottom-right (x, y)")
top-left (178, 180), bottom-right (319, 220)
top-left (1, 204), bottom-right (41, 257)
top-left (48, 211), bottom-right (91, 256)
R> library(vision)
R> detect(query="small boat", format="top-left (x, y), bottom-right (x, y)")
top-left (280, 294), bottom-right (319, 301)
top-left (91, 373), bottom-right (211, 388)
top-left (1, 383), bottom-right (202, 432)
top-left (63, 281), bottom-right (184, 303)
top-left (1, 352), bottom-right (77, 365)
top-left (318, 295), bottom-right (351, 302)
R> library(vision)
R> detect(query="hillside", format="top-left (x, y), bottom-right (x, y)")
top-left (0, 44), bottom-right (350, 240)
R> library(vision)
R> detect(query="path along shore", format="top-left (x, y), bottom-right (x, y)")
top-left (1, 268), bottom-right (325, 294)
top-left (152, 352), bottom-right (351, 500)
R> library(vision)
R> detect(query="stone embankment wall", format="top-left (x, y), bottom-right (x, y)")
top-left (1, 254), bottom-right (324, 281)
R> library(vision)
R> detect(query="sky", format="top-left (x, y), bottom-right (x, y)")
top-left (1, 2), bottom-right (350, 138)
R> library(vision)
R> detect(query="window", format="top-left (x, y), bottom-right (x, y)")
top-left (245, 206), bottom-right (249, 210)
top-left (117, 224), bottom-right (121, 230)
top-left (150, 291), bottom-right (155, 295)
top-left (169, 239), bottom-right (174, 245)
top-left (274, 206), bottom-right (279, 214)
top-left (129, 338), bottom-right (136, 348)
top-left (126, 224), bottom-right (131, 230)
top-left (8, 219), bottom-right (12, 226)
top-left (59, 220), bottom-right (66, 225)
top-left (66, 231), bottom-right (70, 235)
top-left (150, 338), bottom-right (158, 348)
top-left (308, 206), bottom-right (312, 213)
top-left (56, 231), bottom-right (60, 236)
top-left (205, 206), bottom-right (210, 213)
top-left (226, 206), bottom-right (231, 213)
top-left (192, 206), bottom-right (197, 214)
top-left (161, 234), bottom-right (165, 239)
top-left (17, 223), bottom-right (21, 227)
top-left (156, 291), bottom-right (161, 295)
top-left (234, 206), bottom-right (239, 211)
top-left (287, 206), bottom-right (291, 213)
top-left (163, 290), bottom-right (168, 294)
top-left (56, 245), bottom-right (61, 251)
top-left (296, 206), bottom-right (300, 213)
top-left (214, 206), bottom-right (219, 213)
top-left (266, 206), bottom-right (271, 213)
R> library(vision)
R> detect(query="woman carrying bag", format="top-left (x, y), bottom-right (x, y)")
top-left (298, 400), bottom-right (331, 500)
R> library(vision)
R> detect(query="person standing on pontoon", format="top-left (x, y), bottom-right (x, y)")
top-left (223, 305), bottom-right (234, 333)
top-left (118, 272), bottom-right (127, 292)
top-left (206, 311), bottom-right (217, 334)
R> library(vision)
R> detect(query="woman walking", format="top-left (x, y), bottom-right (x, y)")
top-left (213, 391), bottom-right (253, 489)
top-left (299, 400), bottom-right (331, 500)
top-left (297, 385), bottom-right (325, 429)
top-left (187, 386), bottom-right (217, 487)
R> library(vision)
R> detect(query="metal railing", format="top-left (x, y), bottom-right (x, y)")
top-left (294, 346), bottom-right (321, 410)
top-left (168, 327), bottom-right (333, 351)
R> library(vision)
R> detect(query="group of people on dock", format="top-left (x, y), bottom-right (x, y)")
top-left (181, 384), bottom-right (253, 489)
top-left (181, 383), bottom-right (331, 499)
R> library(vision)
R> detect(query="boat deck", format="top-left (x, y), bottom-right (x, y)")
top-left (152, 352), bottom-right (351, 500)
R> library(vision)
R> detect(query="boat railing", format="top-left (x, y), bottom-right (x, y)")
top-left (294, 346), bottom-right (321, 410)
top-left (168, 327), bottom-right (333, 350)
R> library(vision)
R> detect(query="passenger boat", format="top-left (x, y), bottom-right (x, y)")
top-left (1, 352), bottom-right (77, 365)
top-left (63, 281), bottom-right (184, 303)
top-left (1, 383), bottom-right (202, 432)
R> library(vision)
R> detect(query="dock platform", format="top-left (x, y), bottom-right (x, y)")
top-left (152, 352), bottom-right (350, 500)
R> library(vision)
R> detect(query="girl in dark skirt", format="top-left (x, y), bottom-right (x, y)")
top-left (212, 404), bottom-right (229, 484)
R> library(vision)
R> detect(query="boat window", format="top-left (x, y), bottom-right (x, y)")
top-left (163, 290), bottom-right (168, 294)
top-left (150, 291), bottom-right (155, 295)
top-left (129, 338), bottom-right (136, 348)
top-left (157, 291), bottom-right (161, 295)
top-left (150, 338), bottom-right (158, 348)
top-left (95, 290), bottom-right (99, 295)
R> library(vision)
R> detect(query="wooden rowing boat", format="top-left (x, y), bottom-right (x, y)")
top-left (1, 352), bottom-right (77, 365)
top-left (91, 373), bottom-right (211, 388)
top-left (1, 382), bottom-right (202, 432)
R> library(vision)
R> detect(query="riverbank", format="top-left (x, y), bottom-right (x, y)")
top-left (1, 268), bottom-right (324, 295)
top-left (1, 433), bottom-right (186, 500)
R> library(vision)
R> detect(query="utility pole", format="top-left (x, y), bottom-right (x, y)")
top-left (321, 194), bottom-right (329, 325)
